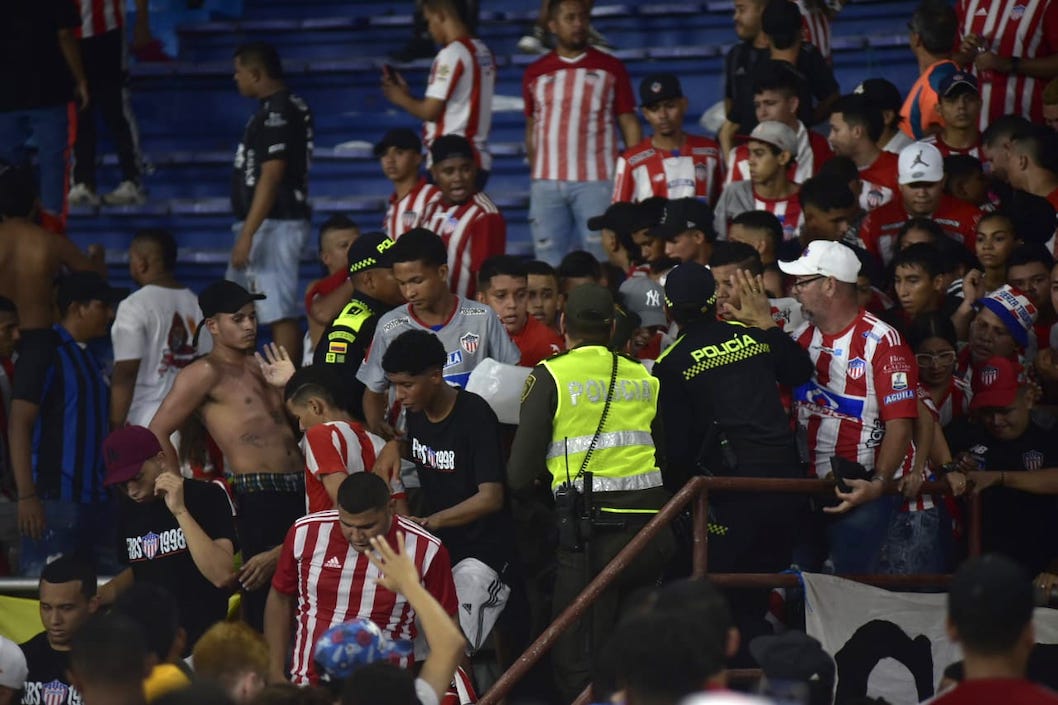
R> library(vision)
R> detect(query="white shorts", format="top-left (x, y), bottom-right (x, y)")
top-left (226, 218), bottom-right (311, 324)
top-left (452, 557), bottom-right (510, 653)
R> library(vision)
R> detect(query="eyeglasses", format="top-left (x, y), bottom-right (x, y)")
top-left (793, 275), bottom-right (826, 291)
top-left (915, 351), bottom-right (957, 367)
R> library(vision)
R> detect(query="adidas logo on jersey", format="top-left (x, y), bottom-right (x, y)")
top-left (324, 556), bottom-right (342, 568)
top-left (462, 603), bottom-right (473, 614)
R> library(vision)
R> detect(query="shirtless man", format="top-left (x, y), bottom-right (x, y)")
top-left (149, 280), bottom-right (303, 631)
top-left (0, 164), bottom-right (105, 330)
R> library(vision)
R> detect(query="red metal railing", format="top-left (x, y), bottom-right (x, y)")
top-left (480, 476), bottom-right (978, 705)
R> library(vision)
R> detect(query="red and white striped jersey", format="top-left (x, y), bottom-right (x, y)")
top-left (756, 191), bottom-right (806, 242)
top-left (76, 0), bottom-right (124, 39)
top-left (919, 133), bottom-right (982, 159)
top-left (958, 0), bottom-right (1058, 127)
top-left (384, 178), bottom-right (442, 241)
top-left (794, 0), bottom-right (833, 61)
top-left (726, 121), bottom-right (833, 186)
top-left (272, 512), bottom-right (457, 685)
top-left (901, 386), bottom-right (938, 513)
top-left (612, 134), bottom-right (723, 204)
top-left (858, 195), bottom-right (983, 265)
top-left (791, 310), bottom-right (919, 479)
top-left (857, 150), bottom-right (901, 211)
top-left (423, 192), bottom-right (506, 299)
top-left (523, 48), bottom-right (637, 182)
top-left (300, 421), bottom-right (390, 515)
top-left (424, 37), bottom-right (496, 171)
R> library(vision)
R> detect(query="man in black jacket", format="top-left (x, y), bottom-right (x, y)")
top-left (652, 261), bottom-right (812, 657)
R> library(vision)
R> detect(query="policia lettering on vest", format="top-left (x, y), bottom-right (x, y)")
top-left (508, 284), bottom-right (675, 702)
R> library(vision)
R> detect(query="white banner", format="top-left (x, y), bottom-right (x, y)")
top-left (801, 572), bottom-right (1058, 704)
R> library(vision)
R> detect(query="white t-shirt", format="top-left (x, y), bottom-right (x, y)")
top-left (111, 285), bottom-right (207, 426)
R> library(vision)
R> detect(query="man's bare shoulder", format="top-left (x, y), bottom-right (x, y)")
top-left (175, 355), bottom-right (225, 387)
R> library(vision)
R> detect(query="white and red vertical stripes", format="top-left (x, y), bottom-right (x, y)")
top-left (958, 0), bottom-right (1058, 127)
top-left (273, 512), bottom-right (454, 685)
top-left (78, 0), bottom-right (124, 39)
top-left (523, 47), bottom-right (635, 182)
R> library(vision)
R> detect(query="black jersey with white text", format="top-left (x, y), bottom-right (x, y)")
top-left (231, 88), bottom-right (313, 221)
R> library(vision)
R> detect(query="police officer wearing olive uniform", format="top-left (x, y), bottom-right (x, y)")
top-left (313, 232), bottom-right (405, 418)
top-left (508, 283), bottom-right (674, 702)
top-left (652, 261), bottom-right (813, 659)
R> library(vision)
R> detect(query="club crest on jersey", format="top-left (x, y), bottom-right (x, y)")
top-left (695, 163), bottom-right (708, 182)
top-left (981, 366), bottom-right (999, 386)
top-left (867, 188), bottom-right (884, 209)
top-left (460, 333), bottom-right (480, 354)
top-left (142, 531), bottom-right (160, 559)
top-left (1011, 4), bottom-right (1025, 19)
top-left (401, 210), bottom-right (417, 229)
top-left (43, 679), bottom-right (69, 705)
top-left (444, 215), bottom-right (459, 236)
top-left (1023, 450), bottom-right (1044, 470)
top-left (847, 357), bottom-right (866, 380)
top-left (891, 372), bottom-right (908, 390)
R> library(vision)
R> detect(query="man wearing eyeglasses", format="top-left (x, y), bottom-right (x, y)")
top-left (780, 241), bottom-right (918, 574)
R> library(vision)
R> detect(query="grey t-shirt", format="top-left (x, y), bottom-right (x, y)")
top-left (356, 297), bottom-right (520, 391)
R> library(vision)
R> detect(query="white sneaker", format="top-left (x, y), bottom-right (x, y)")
top-left (102, 180), bottom-right (146, 206)
top-left (517, 26), bottom-right (551, 54)
top-left (68, 183), bottom-right (100, 206)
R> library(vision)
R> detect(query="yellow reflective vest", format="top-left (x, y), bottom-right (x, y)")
top-left (539, 346), bottom-right (662, 496)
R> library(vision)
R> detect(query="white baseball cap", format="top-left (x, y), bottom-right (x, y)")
top-left (0, 636), bottom-right (27, 691)
top-left (898, 142), bottom-right (944, 184)
top-left (777, 241), bottom-right (861, 284)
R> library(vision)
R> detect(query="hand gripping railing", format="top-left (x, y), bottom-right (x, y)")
top-left (478, 476), bottom-right (979, 705)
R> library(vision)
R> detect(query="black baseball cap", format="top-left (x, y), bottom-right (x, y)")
top-left (650, 198), bottom-right (716, 241)
top-left (639, 73), bottom-right (683, 107)
top-left (198, 280), bottom-right (265, 318)
top-left (949, 554), bottom-right (1034, 645)
top-left (347, 231), bottom-right (397, 274)
top-left (664, 261), bottom-right (717, 313)
top-left (373, 128), bottom-right (421, 157)
top-left (430, 134), bottom-right (475, 165)
top-left (587, 202), bottom-right (658, 237)
top-left (57, 271), bottom-right (128, 313)
top-left (854, 78), bottom-right (904, 113)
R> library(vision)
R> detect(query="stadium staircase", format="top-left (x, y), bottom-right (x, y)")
top-left (71, 0), bottom-right (920, 302)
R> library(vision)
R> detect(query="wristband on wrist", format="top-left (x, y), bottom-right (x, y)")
top-left (1010, 56), bottom-right (1021, 74)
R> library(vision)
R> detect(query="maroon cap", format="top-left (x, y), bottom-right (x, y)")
top-left (103, 426), bottom-right (162, 486)
top-left (970, 356), bottom-right (1023, 411)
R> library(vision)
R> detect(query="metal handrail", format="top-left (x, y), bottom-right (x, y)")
top-left (479, 476), bottom-right (979, 705)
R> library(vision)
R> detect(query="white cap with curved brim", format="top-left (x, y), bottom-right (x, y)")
top-left (777, 241), bottom-right (860, 284)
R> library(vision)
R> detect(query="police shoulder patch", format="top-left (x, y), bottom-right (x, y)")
top-left (521, 373), bottom-right (537, 403)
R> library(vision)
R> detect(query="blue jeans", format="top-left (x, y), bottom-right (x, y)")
top-left (879, 505), bottom-right (950, 576)
top-left (529, 179), bottom-right (611, 265)
top-left (0, 105), bottom-right (71, 221)
top-left (20, 499), bottom-right (120, 578)
top-left (826, 495), bottom-right (899, 574)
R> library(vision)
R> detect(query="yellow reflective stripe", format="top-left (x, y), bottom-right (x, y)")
top-left (655, 334), bottom-right (685, 363)
top-left (545, 430), bottom-right (655, 460)
top-left (597, 507), bottom-right (659, 514)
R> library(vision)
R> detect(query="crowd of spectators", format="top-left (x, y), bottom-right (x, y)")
top-left (4, 0), bottom-right (1058, 703)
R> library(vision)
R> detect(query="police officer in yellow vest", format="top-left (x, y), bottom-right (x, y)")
top-left (508, 283), bottom-right (674, 702)
top-left (313, 231), bottom-right (404, 417)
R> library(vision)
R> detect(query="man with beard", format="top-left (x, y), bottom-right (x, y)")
top-left (149, 281), bottom-right (304, 631)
